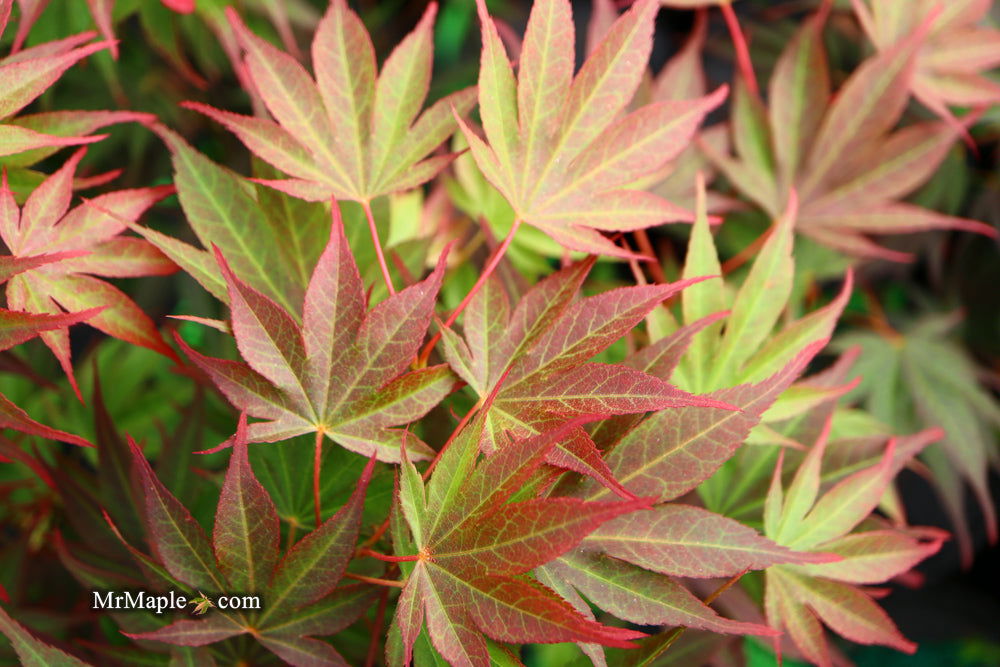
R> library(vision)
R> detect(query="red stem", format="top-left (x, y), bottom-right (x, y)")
top-left (358, 517), bottom-right (392, 553)
top-left (621, 238), bottom-right (647, 286)
top-left (704, 570), bottom-right (746, 605)
top-left (721, 224), bottom-right (772, 275)
top-left (360, 548), bottom-right (421, 563)
top-left (633, 230), bottom-right (667, 283)
top-left (362, 198), bottom-right (396, 296)
top-left (422, 400), bottom-right (483, 480)
top-left (417, 218), bottom-right (522, 365)
top-left (365, 589), bottom-right (390, 667)
top-left (720, 3), bottom-right (759, 97)
top-left (313, 430), bottom-right (324, 527)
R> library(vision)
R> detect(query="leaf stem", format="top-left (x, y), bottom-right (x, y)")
top-left (365, 589), bottom-right (389, 667)
top-left (721, 223), bottom-right (772, 275)
top-left (635, 571), bottom-right (747, 666)
top-left (313, 429), bottom-right (324, 527)
top-left (720, 2), bottom-right (758, 97)
top-left (704, 569), bottom-right (746, 605)
top-left (357, 517), bottom-right (392, 553)
top-left (343, 572), bottom-right (405, 588)
top-left (362, 198), bottom-right (396, 296)
top-left (633, 230), bottom-right (667, 284)
top-left (359, 548), bottom-right (421, 563)
top-left (422, 399), bottom-right (483, 481)
top-left (418, 218), bottom-right (522, 365)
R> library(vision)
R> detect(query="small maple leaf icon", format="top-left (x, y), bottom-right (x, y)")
top-left (189, 592), bottom-right (215, 615)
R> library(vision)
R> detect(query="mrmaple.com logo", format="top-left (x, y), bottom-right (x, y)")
top-left (91, 590), bottom-right (260, 614)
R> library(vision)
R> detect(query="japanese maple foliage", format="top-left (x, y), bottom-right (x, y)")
top-left (705, 7), bottom-right (998, 260)
top-left (1, 152), bottom-right (178, 397)
top-left (0, 1), bottom-right (996, 666)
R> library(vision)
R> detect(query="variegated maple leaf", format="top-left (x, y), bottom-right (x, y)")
top-left (388, 419), bottom-right (651, 666)
top-left (853, 0), bottom-right (1000, 121)
top-left (212, 0), bottom-right (473, 203)
top-left (439, 254), bottom-right (735, 498)
top-left (705, 10), bottom-right (997, 260)
top-left (177, 204), bottom-right (453, 464)
top-left (184, 0), bottom-right (474, 292)
top-left (0, 292), bottom-right (96, 446)
top-left (459, 0), bottom-right (727, 258)
top-left (0, 0), bottom-right (125, 162)
top-left (587, 2), bottom-right (734, 216)
top-left (543, 361), bottom-right (837, 663)
top-left (9, 0), bottom-right (196, 60)
top-left (836, 313), bottom-right (1000, 566)
top-left (762, 421), bottom-right (944, 666)
top-left (1, 152), bottom-right (178, 397)
top-left (542, 346), bottom-right (839, 667)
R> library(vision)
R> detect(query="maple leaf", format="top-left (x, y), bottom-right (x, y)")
top-left (175, 203), bottom-right (454, 468)
top-left (0, 153), bottom-right (178, 397)
top-left (1, 154), bottom-right (176, 391)
top-left (438, 255), bottom-right (736, 498)
top-left (704, 9), bottom-right (997, 260)
top-left (5, 110), bottom-right (156, 175)
top-left (10, 0), bottom-right (196, 60)
top-left (188, 592), bottom-right (215, 616)
top-left (0, 3), bottom-right (121, 161)
top-left (185, 0), bottom-right (474, 293)
top-left (458, 0), bottom-right (727, 258)
top-left (762, 421), bottom-right (944, 666)
top-left (0, 295), bottom-right (98, 446)
top-left (836, 313), bottom-right (1000, 566)
top-left (126, 125), bottom-right (337, 316)
top-left (649, 177), bottom-right (851, 400)
top-left (0, 603), bottom-right (91, 666)
top-left (586, 3), bottom-right (733, 217)
top-left (853, 0), bottom-right (1000, 122)
top-left (117, 415), bottom-right (379, 666)
top-left (389, 419), bottom-right (651, 666)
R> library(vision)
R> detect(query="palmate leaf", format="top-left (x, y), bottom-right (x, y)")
top-left (390, 420), bottom-right (652, 666)
top-left (130, 126), bottom-right (333, 314)
top-left (570, 341), bottom-right (826, 507)
top-left (439, 255), bottom-right (735, 497)
top-left (0, 296), bottom-right (95, 448)
top-left (122, 415), bottom-right (378, 666)
top-left (853, 0), bottom-right (1000, 121)
top-left (4, 110), bottom-right (155, 170)
top-left (586, 4), bottom-right (733, 216)
top-left (185, 1), bottom-right (474, 206)
top-left (0, 603), bottom-right (91, 666)
top-left (705, 9), bottom-right (997, 260)
top-left (9, 0), bottom-right (197, 60)
top-left (761, 423), bottom-right (943, 666)
top-left (0, 6), bottom-right (120, 159)
top-left (177, 204), bottom-right (454, 462)
top-left (0, 155), bottom-right (178, 397)
top-left (537, 341), bottom-right (837, 662)
top-left (459, 0), bottom-right (727, 258)
top-left (836, 313), bottom-right (1000, 564)
top-left (662, 178), bottom-right (851, 398)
